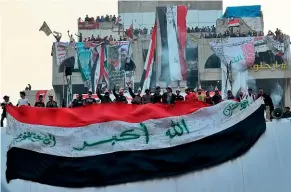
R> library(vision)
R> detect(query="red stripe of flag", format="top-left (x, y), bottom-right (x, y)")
top-left (177, 5), bottom-right (188, 80)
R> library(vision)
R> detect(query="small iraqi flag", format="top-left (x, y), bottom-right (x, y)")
top-left (228, 18), bottom-right (240, 27)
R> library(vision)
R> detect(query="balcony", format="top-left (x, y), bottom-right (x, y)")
top-left (78, 21), bottom-right (100, 30)
top-left (78, 21), bottom-right (123, 30)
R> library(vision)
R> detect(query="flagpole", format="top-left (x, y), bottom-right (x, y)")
top-left (123, 17), bottom-right (125, 37)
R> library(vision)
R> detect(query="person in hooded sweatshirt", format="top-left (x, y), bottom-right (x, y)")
top-left (113, 87), bottom-right (128, 103)
top-left (152, 86), bottom-right (162, 103)
top-left (129, 87), bottom-right (142, 104)
top-left (97, 88), bottom-right (112, 103)
top-left (142, 89), bottom-right (153, 104)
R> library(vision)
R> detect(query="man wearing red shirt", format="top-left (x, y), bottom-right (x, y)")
top-left (185, 88), bottom-right (198, 101)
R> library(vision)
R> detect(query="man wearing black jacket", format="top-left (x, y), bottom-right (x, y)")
top-left (113, 87), bottom-right (128, 103)
top-left (97, 88), bottom-right (112, 103)
top-left (256, 88), bottom-right (274, 114)
top-left (152, 86), bottom-right (162, 103)
top-left (162, 87), bottom-right (176, 104)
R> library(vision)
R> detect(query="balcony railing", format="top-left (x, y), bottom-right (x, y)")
top-left (78, 21), bottom-right (100, 30)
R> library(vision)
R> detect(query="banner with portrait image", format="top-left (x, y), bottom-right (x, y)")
top-left (107, 41), bottom-right (132, 72)
top-left (54, 42), bottom-right (69, 66)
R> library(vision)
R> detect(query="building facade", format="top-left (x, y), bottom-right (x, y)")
top-left (118, 0), bottom-right (223, 31)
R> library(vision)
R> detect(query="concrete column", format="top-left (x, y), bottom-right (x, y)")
top-left (284, 78), bottom-right (291, 107)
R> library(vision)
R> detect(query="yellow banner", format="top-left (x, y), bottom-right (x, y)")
top-left (250, 63), bottom-right (288, 72)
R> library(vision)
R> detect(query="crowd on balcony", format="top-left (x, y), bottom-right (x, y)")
top-left (67, 30), bottom-right (128, 43)
top-left (187, 26), bottom-right (216, 33)
top-left (267, 28), bottom-right (285, 43)
top-left (78, 15), bottom-right (120, 23)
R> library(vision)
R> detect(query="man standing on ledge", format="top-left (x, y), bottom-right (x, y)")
top-left (113, 87), bottom-right (128, 103)
top-left (46, 95), bottom-right (58, 108)
top-left (16, 91), bottom-right (30, 107)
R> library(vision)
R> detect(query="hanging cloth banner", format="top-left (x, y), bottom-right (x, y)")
top-left (75, 42), bottom-right (92, 88)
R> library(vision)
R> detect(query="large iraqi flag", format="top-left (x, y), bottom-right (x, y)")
top-left (6, 98), bottom-right (266, 188)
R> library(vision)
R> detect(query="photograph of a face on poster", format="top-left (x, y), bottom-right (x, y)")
top-left (107, 42), bottom-right (132, 72)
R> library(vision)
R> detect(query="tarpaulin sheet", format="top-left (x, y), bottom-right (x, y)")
top-left (223, 5), bottom-right (261, 18)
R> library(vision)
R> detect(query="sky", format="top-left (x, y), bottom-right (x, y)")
top-left (0, 0), bottom-right (290, 104)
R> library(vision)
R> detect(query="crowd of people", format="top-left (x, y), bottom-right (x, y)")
top-left (66, 30), bottom-right (127, 43)
top-left (1, 87), bottom-right (291, 127)
top-left (78, 15), bottom-right (119, 23)
top-left (187, 26), bottom-right (216, 33)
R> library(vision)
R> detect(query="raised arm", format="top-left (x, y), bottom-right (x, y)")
top-left (96, 88), bottom-right (103, 100)
top-left (112, 86), bottom-right (118, 98)
top-left (128, 87), bottom-right (136, 98)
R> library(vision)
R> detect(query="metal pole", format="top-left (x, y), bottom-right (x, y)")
top-left (62, 67), bottom-right (65, 105)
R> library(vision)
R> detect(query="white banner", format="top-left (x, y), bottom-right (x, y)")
top-left (54, 42), bottom-right (69, 66)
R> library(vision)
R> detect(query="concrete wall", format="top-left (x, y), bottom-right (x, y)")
top-left (118, 0), bottom-right (223, 30)
top-left (78, 22), bottom-right (125, 40)
top-left (119, 10), bottom-right (222, 30)
top-left (118, 1), bottom-right (223, 13)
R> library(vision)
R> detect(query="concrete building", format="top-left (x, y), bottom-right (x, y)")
top-left (51, 1), bottom-right (290, 107)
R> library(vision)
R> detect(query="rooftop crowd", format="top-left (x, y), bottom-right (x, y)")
top-left (78, 14), bottom-right (120, 23)
top-left (1, 87), bottom-right (290, 127)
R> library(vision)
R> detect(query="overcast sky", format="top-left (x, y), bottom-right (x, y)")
top-left (0, 0), bottom-right (290, 103)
